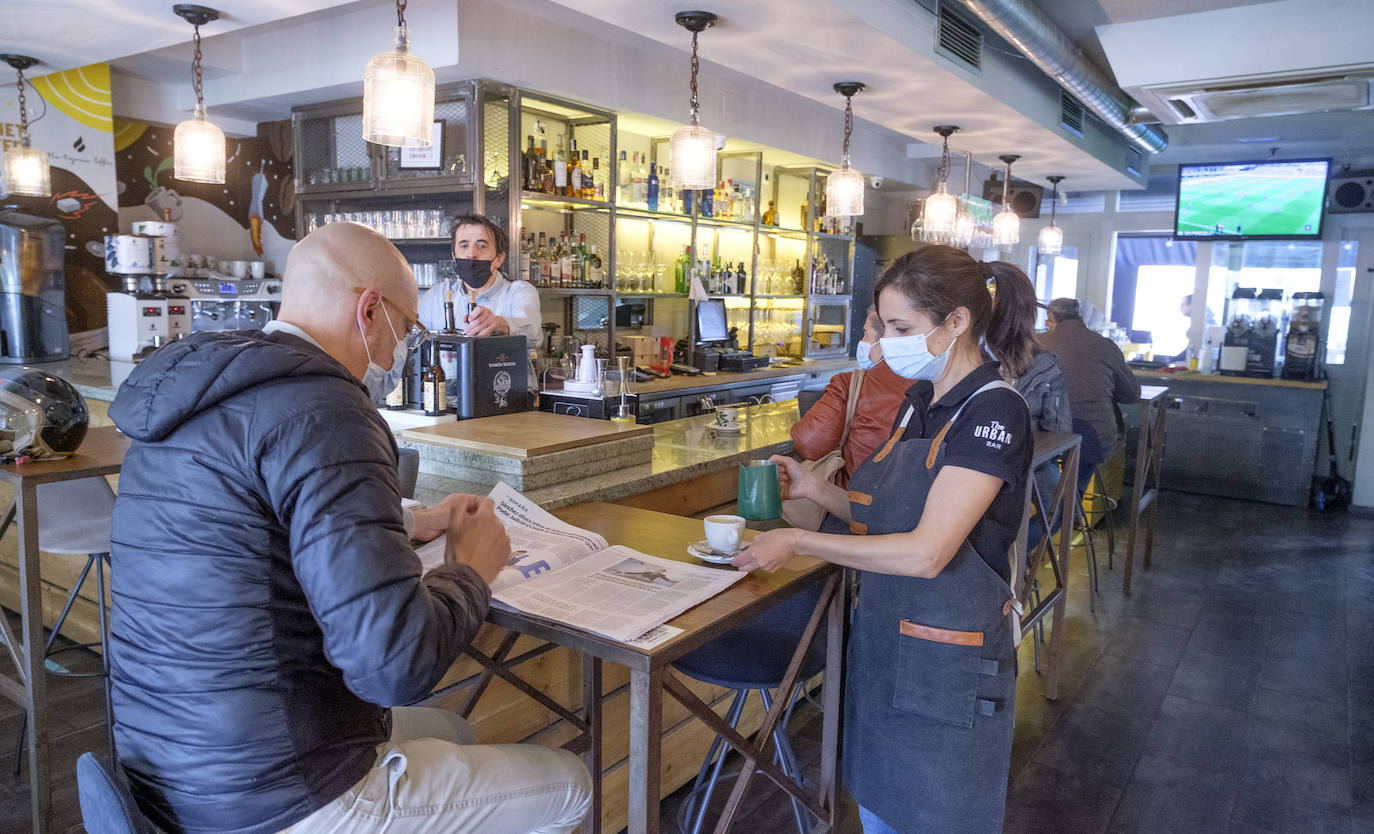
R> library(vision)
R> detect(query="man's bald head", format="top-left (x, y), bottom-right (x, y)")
top-left (276, 222), bottom-right (420, 380)
top-left (281, 222), bottom-right (418, 320)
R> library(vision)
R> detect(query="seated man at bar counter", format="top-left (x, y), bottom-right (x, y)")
top-left (418, 212), bottom-right (540, 343)
top-left (107, 222), bottom-right (591, 834)
top-left (1038, 297), bottom-right (1140, 450)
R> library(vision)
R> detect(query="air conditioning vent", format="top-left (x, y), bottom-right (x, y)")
top-left (1145, 71), bottom-right (1374, 125)
top-left (1125, 147), bottom-right (1145, 177)
top-left (1059, 91), bottom-right (1085, 137)
top-left (1168, 98), bottom-right (1198, 120)
top-left (936, 3), bottom-right (983, 72)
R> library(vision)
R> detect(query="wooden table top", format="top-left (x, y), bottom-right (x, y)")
top-left (488, 501), bottom-right (835, 670)
top-left (0, 426), bottom-right (130, 486)
top-left (403, 410), bottom-right (652, 457)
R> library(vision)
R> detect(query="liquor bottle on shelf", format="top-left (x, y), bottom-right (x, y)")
top-left (735, 261), bottom-right (747, 295)
top-left (423, 339), bottom-right (446, 416)
top-left (631, 153), bottom-right (648, 206)
top-left (442, 288), bottom-right (458, 333)
top-left (591, 157), bottom-right (606, 201)
top-left (791, 259), bottom-right (805, 294)
top-left (647, 162), bottom-right (660, 212)
top-left (560, 234), bottom-right (574, 287)
top-left (523, 135), bottom-right (539, 191)
top-left (549, 234), bottom-right (563, 286)
top-left (816, 191), bottom-right (827, 232)
top-left (571, 234), bottom-right (585, 287)
top-left (800, 200), bottom-right (809, 230)
top-left (675, 246), bottom-right (690, 294)
top-left (701, 183), bottom-right (713, 218)
top-left (732, 183), bottom-right (745, 221)
top-left (554, 135), bottom-right (569, 195)
top-left (531, 233), bottom-right (546, 286)
top-left (581, 152), bottom-right (593, 198)
top-left (617, 150), bottom-right (630, 203)
top-left (541, 147), bottom-right (555, 194)
top-left (568, 139), bottom-right (582, 198)
top-left (587, 244), bottom-right (604, 288)
top-left (762, 200), bottom-right (777, 226)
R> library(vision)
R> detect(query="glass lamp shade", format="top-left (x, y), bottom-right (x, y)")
top-left (3, 143), bottom-right (51, 197)
top-left (825, 162), bottom-right (864, 217)
top-left (667, 122), bottom-right (717, 190)
top-left (174, 107), bottom-right (226, 184)
top-left (363, 27), bottom-right (436, 148)
top-left (992, 209), bottom-right (1021, 247)
top-left (1038, 223), bottom-right (1063, 256)
top-left (923, 184), bottom-right (959, 235)
top-left (954, 209), bottom-right (977, 248)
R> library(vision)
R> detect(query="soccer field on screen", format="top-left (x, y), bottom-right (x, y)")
top-left (1176, 172), bottom-right (1325, 237)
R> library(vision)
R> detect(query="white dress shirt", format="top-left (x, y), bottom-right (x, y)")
top-left (417, 274), bottom-right (542, 348)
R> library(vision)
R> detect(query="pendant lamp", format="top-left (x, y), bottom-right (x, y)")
top-left (667, 11), bottom-right (719, 191)
top-left (824, 82), bottom-right (866, 217)
top-left (172, 5), bottom-right (226, 184)
top-left (363, 0), bottom-right (436, 148)
top-left (1038, 175), bottom-right (1065, 255)
top-left (918, 126), bottom-right (960, 241)
top-left (2, 55), bottom-right (51, 198)
top-left (992, 154), bottom-right (1021, 247)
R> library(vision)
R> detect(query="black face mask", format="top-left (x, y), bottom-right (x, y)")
top-left (453, 257), bottom-right (493, 290)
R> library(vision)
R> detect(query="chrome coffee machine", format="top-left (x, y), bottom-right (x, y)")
top-left (169, 276), bottom-right (282, 333)
top-left (0, 208), bottom-right (68, 363)
top-left (107, 275), bottom-right (191, 361)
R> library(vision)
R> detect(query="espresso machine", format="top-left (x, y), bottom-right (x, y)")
top-left (170, 276), bottom-right (281, 333)
top-left (0, 207), bottom-right (68, 363)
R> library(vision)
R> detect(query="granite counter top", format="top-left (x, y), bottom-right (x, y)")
top-left (413, 400), bottom-right (801, 509)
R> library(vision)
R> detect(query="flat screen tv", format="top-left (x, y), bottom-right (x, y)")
top-left (1173, 158), bottom-right (1330, 240)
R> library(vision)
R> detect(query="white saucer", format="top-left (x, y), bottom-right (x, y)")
top-left (712, 422), bottom-right (743, 433)
top-left (687, 541), bottom-right (739, 564)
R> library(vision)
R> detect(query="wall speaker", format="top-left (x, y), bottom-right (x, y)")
top-left (982, 175), bottom-right (1043, 218)
top-left (1328, 171), bottom-right (1374, 214)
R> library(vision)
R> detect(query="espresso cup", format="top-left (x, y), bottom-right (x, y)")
top-left (249, 261), bottom-right (266, 279)
top-left (704, 514), bottom-right (746, 554)
top-left (716, 406), bottom-right (740, 427)
top-left (737, 459), bottom-right (782, 520)
top-left (229, 260), bottom-right (249, 279)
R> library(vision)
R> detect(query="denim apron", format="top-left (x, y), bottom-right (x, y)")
top-left (840, 381), bottom-right (1020, 834)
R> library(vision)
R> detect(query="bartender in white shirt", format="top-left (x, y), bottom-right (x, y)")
top-left (417, 213), bottom-right (541, 345)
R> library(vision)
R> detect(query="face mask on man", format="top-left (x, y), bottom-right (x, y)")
top-left (879, 317), bottom-right (952, 380)
top-left (358, 303), bottom-right (408, 401)
top-left (453, 257), bottom-right (493, 291)
top-left (855, 340), bottom-right (877, 371)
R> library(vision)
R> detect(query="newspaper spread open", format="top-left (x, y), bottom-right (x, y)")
top-left (416, 483), bottom-right (745, 643)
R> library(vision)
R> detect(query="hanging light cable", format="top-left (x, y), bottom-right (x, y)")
top-left (172, 5), bottom-right (226, 184)
top-left (1, 55), bottom-right (50, 198)
top-left (1038, 175), bottom-right (1065, 255)
top-left (363, 0), bottom-right (436, 148)
top-left (667, 11), bottom-right (719, 191)
top-left (992, 154), bottom-right (1021, 247)
top-left (825, 82), bottom-right (866, 217)
top-left (918, 126), bottom-right (960, 242)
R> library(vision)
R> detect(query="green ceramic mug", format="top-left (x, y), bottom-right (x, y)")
top-left (738, 459), bottom-right (782, 520)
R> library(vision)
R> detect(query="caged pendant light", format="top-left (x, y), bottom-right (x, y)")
top-left (1038, 175), bottom-right (1065, 255)
top-left (1, 55), bottom-right (50, 198)
top-left (172, 5), bottom-right (226, 184)
top-left (992, 154), bottom-right (1021, 247)
top-left (918, 126), bottom-right (961, 241)
top-left (363, 0), bottom-right (436, 148)
top-left (667, 11), bottom-right (719, 191)
top-left (824, 82), bottom-right (866, 217)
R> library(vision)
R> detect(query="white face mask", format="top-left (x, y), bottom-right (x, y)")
top-left (359, 304), bottom-right (407, 401)
top-left (855, 340), bottom-right (877, 371)
top-left (879, 318), bottom-right (952, 380)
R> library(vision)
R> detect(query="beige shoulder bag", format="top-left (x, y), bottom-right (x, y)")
top-left (781, 369), bottom-right (864, 531)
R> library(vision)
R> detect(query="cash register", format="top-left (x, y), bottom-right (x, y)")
top-left (692, 299), bottom-right (768, 372)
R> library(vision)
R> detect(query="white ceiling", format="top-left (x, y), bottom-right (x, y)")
top-left (6, 0), bottom-right (1373, 189)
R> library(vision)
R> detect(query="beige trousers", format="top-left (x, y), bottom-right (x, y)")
top-left (280, 707), bottom-right (592, 834)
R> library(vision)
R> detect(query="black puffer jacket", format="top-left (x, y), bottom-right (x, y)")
top-left (108, 330), bottom-right (490, 834)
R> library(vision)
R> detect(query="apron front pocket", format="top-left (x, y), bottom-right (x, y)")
top-left (892, 620), bottom-right (989, 728)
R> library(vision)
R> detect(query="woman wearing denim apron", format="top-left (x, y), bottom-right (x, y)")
top-left (735, 246), bottom-right (1039, 833)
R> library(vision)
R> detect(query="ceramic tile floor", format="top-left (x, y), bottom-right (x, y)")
top-left (1, 490), bottom-right (1370, 834)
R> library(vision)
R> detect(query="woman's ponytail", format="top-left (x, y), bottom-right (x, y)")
top-left (983, 261), bottom-right (1038, 379)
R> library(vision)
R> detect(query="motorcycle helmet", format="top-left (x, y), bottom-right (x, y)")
top-left (0, 368), bottom-right (89, 459)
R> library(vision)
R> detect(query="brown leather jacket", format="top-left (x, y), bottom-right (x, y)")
top-left (791, 361), bottom-right (910, 487)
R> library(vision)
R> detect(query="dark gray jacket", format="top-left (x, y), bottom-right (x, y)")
top-left (1014, 349), bottom-right (1073, 434)
top-left (108, 330), bottom-right (490, 834)
top-left (1037, 319), bottom-right (1140, 449)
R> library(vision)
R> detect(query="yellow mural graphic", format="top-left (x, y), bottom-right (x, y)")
top-left (113, 118), bottom-right (149, 152)
top-left (29, 63), bottom-right (113, 134)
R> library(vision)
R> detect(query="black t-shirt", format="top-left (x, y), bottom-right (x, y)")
top-left (892, 361), bottom-right (1032, 583)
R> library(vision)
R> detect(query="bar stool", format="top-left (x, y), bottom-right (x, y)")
top-left (671, 585), bottom-right (825, 834)
top-left (76, 752), bottom-right (154, 834)
top-left (3, 477), bottom-right (117, 771)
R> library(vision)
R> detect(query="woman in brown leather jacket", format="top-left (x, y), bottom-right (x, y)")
top-left (791, 307), bottom-right (910, 487)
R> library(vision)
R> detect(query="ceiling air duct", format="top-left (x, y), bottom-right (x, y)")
top-left (954, 0), bottom-right (1168, 155)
